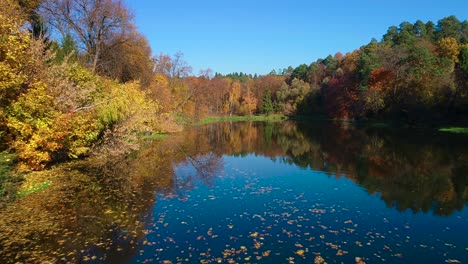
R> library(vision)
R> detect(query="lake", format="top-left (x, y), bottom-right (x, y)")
top-left (0, 121), bottom-right (467, 263)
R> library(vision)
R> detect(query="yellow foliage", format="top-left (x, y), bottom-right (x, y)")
top-left (0, 0), bottom-right (166, 170)
top-left (6, 79), bottom-right (101, 170)
top-left (0, 1), bottom-right (33, 103)
top-left (148, 73), bottom-right (171, 112)
top-left (97, 80), bottom-right (159, 132)
top-left (438, 37), bottom-right (460, 63)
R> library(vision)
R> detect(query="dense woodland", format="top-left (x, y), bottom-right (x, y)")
top-left (1, 0), bottom-right (468, 173)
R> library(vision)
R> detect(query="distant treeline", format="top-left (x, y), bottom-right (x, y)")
top-left (191, 16), bottom-right (468, 123)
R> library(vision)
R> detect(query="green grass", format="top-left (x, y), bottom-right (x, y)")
top-left (439, 127), bottom-right (468, 134)
top-left (198, 115), bottom-right (288, 125)
top-left (141, 133), bottom-right (169, 140)
top-left (16, 180), bottom-right (52, 198)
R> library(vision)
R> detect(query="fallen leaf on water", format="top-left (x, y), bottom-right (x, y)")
top-left (355, 257), bottom-right (366, 264)
top-left (314, 255), bottom-right (325, 264)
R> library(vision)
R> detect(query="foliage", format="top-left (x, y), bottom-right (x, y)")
top-left (260, 89), bottom-right (274, 115)
top-left (0, 0), bottom-right (168, 171)
top-left (16, 180), bottom-right (51, 197)
top-left (439, 127), bottom-right (468, 134)
top-left (438, 37), bottom-right (460, 62)
top-left (142, 133), bottom-right (169, 140)
top-left (0, 1), bottom-right (35, 107)
top-left (2, 0), bottom-right (468, 174)
top-left (197, 115), bottom-right (287, 125)
top-left (274, 16), bottom-right (468, 121)
top-left (0, 151), bottom-right (21, 202)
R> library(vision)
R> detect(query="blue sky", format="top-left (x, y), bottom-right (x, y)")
top-left (125, 0), bottom-right (467, 75)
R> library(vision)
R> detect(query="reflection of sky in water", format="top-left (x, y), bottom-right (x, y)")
top-left (132, 155), bottom-right (468, 264)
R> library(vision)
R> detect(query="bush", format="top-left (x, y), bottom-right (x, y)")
top-left (0, 151), bottom-right (21, 202)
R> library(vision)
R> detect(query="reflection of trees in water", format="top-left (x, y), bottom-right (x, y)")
top-left (1, 121), bottom-right (467, 262)
top-left (189, 121), bottom-right (468, 216)
top-left (172, 153), bottom-right (223, 198)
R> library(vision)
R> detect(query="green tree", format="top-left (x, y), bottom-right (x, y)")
top-left (358, 41), bottom-right (381, 89)
top-left (291, 64), bottom-right (308, 81)
top-left (425, 21), bottom-right (436, 41)
top-left (261, 89), bottom-right (274, 115)
top-left (436, 16), bottom-right (461, 41)
top-left (414, 20), bottom-right (427, 38)
top-left (51, 34), bottom-right (78, 63)
top-left (383, 26), bottom-right (399, 45)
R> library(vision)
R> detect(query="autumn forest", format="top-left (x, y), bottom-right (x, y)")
top-left (1, 0), bottom-right (468, 263)
top-left (1, 0), bottom-right (467, 173)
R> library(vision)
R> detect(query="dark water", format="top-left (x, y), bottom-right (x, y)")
top-left (1, 121), bottom-right (467, 263)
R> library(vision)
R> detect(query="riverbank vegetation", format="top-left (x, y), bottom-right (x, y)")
top-left (1, 0), bottom-right (467, 192)
top-left (197, 115), bottom-right (287, 125)
top-left (439, 127), bottom-right (468, 134)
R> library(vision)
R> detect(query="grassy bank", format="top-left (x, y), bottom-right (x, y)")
top-left (141, 133), bottom-right (170, 140)
top-left (197, 115), bottom-right (288, 125)
top-left (439, 127), bottom-right (468, 134)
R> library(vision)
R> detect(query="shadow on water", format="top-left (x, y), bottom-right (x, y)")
top-left (0, 121), bottom-right (467, 263)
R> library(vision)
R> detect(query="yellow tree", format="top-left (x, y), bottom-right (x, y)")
top-left (438, 37), bottom-right (460, 63)
top-left (0, 1), bottom-right (34, 107)
top-left (240, 93), bottom-right (257, 116)
top-left (240, 80), bottom-right (257, 115)
top-left (148, 73), bottom-right (171, 112)
top-left (224, 81), bottom-right (241, 115)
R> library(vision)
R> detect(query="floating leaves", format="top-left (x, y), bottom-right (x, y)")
top-left (2, 129), bottom-right (467, 264)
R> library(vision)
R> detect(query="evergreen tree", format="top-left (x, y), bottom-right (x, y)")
top-left (261, 89), bottom-right (274, 115)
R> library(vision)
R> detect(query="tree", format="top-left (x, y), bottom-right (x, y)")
top-left (0, 0), bottom-right (42, 113)
top-left (223, 81), bottom-right (241, 116)
top-left (436, 16), bottom-right (461, 41)
top-left (397, 22), bottom-right (417, 46)
top-left (240, 91), bottom-right (257, 116)
top-left (364, 68), bottom-right (392, 114)
top-left (51, 33), bottom-right (78, 63)
top-left (425, 21), bottom-right (436, 41)
top-left (206, 77), bottom-right (230, 114)
top-left (153, 52), bottom-right (192, 79)
top-left (291, 64), bottom-right (308, 81)
top-left (383, 26), bottom-right (399, 45)
top-left (414, 20), bottom-right (427, 38)
top-left (461, 21), bottom-right (468, 44)
top-left (41, 0), bottom-right (133, 72)
top-left (261, 89), bottom-right (274, 115)
top-left (323, 55), bottom-right (338, 75)
top-left (358, 41), bottom-right (381, 89)
top-left (438, 37), bottom-right (460, 63)
top-left (453, 45), bottom-right (468, 111)
top-left (98, 29), bottom-right (153, 84)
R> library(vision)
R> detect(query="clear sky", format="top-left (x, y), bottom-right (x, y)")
top-left (125, 0), bottom-right (467, 75)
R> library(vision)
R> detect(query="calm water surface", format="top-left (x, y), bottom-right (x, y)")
top-left (0, 121), bottom-right (467, 263)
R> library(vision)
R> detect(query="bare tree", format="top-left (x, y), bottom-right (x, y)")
top-left (99, 27), bottom-right (153, 84)
top-left (198, 68), bottom-right (213, 79)
top-left (40, 0), bottom-right (132, 72)
top-left (153, 52), bottom-right (192, 78)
